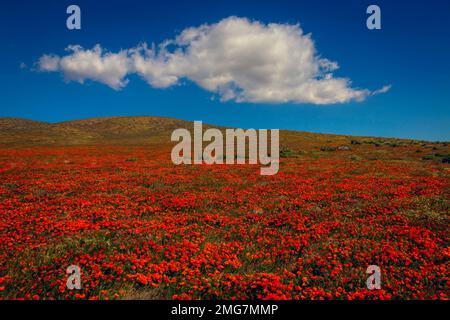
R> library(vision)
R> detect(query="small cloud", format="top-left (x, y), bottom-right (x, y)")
top-left (371, 84), bottom-right (392, 95)
top-left (37, 54), bottom-right (61, 72)
top-left (19, 62), bottom-right (27, 69)
top-left (36, 46), bottom-right (129, 90)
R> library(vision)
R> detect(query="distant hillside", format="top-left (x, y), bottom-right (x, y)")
top-left (0, 116), bottom-right (354, 146)
top-left (1, 116), bottom-right (448, 163)
top-left (0, 116), bottom-right (193, 146)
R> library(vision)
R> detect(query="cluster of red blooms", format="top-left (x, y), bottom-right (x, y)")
top-left (0, 146), bottom-right (448, 300)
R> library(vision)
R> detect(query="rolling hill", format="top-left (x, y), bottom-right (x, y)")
top-left (0, 116), bottom-right (191, 146)
top-left (0, 116), bottom-right (448, 163)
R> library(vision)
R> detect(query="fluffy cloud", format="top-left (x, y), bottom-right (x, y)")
top-left (36, 17), bottom-right (389, 104)
top-left (38, 45), bottom-right (130, 89)
top-left (37, 54), bottom-right (60, 72)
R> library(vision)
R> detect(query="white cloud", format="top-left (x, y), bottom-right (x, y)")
top-left (37, 54), bottom-right (60, 72)
top-left (37, 45), bottom-right (130, 89)
top-left (371, 84), bottom-right (392, 95)
top-left (36, 17), bottom-right (390, 104)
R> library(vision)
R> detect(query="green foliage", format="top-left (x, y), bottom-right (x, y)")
top-left (280, 148), bottom-right (295, 158)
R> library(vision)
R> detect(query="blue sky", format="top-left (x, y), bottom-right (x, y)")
top-left (1, 0), bottom-right (449, 141)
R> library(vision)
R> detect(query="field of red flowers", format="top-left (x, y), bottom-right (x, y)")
top-left (0, 142), bottom-right (449, 300)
